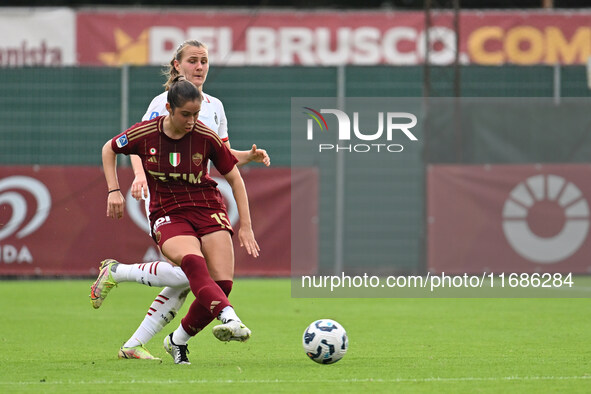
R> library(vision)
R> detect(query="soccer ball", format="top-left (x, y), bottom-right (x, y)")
top-left (302, 319), bottom-right (348, 364)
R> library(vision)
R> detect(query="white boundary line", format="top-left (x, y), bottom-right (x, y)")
top-left (1, 376), bottom-right (590, 385)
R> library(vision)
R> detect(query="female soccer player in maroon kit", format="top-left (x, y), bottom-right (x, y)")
top-left (101, 75), bottom-right (258, 364)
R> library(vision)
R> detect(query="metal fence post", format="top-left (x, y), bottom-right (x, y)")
top-left (120, 64), bottom-right (130, 166)
top-left (553, 63), bottom-right (561, 105)
top-left (334, 65), bottom-right (346, 275)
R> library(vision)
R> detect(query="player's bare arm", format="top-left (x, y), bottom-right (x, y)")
top-left (223, 166), bottom-right (260, 258)
top-left (130, 154), bottom-right (149, 200)
top-left (226, 141), bottom-right (271, 167)
top-left (102, 141), bottom-right (125, 220)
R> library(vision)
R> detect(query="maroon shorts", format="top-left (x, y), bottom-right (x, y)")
top-left (150, 206), bottom-right (233, 248)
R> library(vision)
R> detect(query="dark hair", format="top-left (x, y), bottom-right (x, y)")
top-left (168, 75), bottom-right (202, 111)
top-left (163, 40), bottom-right (208, 90)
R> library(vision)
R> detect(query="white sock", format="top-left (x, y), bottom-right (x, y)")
top-left (111, 261), bottom-right (189, 287)
top-left (218, 306), bottom-right (241, 324)
top-left (123, 286), bottom-right (190, 348)
top-left (171, 324), bottom-right (192, 346)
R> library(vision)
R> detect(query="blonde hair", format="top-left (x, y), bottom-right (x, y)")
top-left (163, 40), bottom-right (208, 90)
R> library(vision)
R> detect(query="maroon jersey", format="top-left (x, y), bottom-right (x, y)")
top-left (111, 116), bottom-right (238, 223)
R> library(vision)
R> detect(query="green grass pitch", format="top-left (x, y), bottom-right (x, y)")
top-left (0, 278), bottom-right (589, 393)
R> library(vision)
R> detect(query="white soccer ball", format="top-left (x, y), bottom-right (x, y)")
top-left (302, 319), bottom-right (348, 364)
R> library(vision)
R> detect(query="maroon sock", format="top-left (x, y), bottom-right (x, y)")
top-left (180, 254), bottom-right (230, 317)
top-left (216, 280), bottom-right (233, 297)
top-left (181, 300), bottom-right (214, 336)
top-left (180, 279), bottom-right (234, 336)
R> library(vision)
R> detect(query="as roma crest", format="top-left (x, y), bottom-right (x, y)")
top-left (192, 152), bottom-right (203, 166)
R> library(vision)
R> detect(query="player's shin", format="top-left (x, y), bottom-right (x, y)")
top-left (180, 254), bottom-right (231, 317)
top-left (123, 286), bottom-right (190, 348)
top-left (176, 280), bottom-right (233, 338)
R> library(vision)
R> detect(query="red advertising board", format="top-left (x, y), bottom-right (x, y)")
top-left (427, 164), bottom-right (591, 274)
top-left (0, 166), bottom-right (316, 277)
top-left (76, 10), bottom-right (591, 66)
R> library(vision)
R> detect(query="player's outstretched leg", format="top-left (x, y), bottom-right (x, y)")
top-left (118, 286), bottom-right (189, 360)
top-left (89, 259), bottom-right (119, 309)
top-left (109, 260), bottom-right (189, 288)
top-left (163, 333), bottom-right (190, 365)
top-left (118, 344), bottom-right (161, 360)
top-left (90, 258), bottom-right (189, 310)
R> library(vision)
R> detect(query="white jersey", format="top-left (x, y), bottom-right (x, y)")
top-left (142, 91), bottom-right (228, 142)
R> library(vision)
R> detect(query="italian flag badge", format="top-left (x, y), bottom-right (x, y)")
top-left (169, 152), bottom-right (181, 167)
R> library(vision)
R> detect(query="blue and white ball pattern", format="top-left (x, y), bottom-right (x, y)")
top-left (302, 319), bottom-right (348, 364)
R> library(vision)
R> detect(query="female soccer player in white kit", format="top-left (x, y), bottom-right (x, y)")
top-left (90, 40), bottom-right (269, 361)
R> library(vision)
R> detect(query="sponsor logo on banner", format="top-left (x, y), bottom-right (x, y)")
top-left (0, 166), bottom-right (306, 276)
top-left (427, 164), bottom-right (591, 274)
top-left (0, 176), bottom-right (51, 264)
top-left (0, 8), bottom-right (76, 66)
top-left (97, 28), bottom-right (149, 66)
top-left (0, 41), bottom-right (64, 67)
top-left (502, 174), bottom-right (589, 264)
top-left (303, 106), bottom-right (418, 153)
top-left (77, 11), bottom-right (591, 66)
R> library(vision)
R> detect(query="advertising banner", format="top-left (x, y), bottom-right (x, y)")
top-left (427, 164), bottom-right (591, 274)
top-left (0, 8), bottom-right (76, 66)
top-left (0, 166), bottom-right (314, 277)
top-left (76, 10), bottom-right (591, 66)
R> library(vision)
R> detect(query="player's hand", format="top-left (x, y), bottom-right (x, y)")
top-left (238, 227), bottom-right (260, 258)
top-left (248, 144), bottom-right (270, 167)
top-left (131, 174), bottom-right (148, 200)
top-left (106, 191), bottom-right (125, 219)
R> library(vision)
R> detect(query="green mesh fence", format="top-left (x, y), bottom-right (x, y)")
top-left (2, 65), bottom-right (588, 166)
top-left (1, 65), bottom-right (589, 274)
